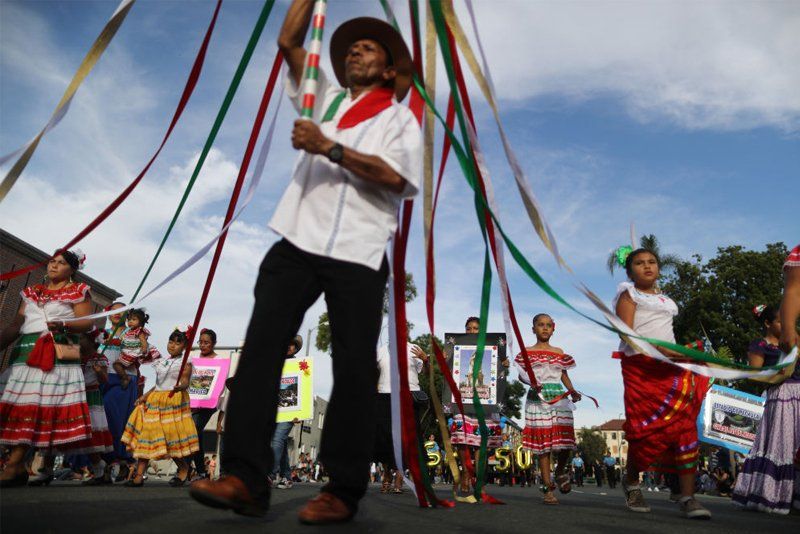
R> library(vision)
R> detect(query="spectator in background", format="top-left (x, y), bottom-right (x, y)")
top-left (571, 453), bottom-right (584, 487)
top-left (594, 460), bottom-right (604, 487)
top-left (603, 451), bottom-right (617, 489)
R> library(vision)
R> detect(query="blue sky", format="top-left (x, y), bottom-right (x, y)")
top-left (1, 0), bottom-right (798, 428)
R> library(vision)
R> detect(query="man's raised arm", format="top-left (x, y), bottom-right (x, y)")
top-left (277, 0), bottom-right (315, 86)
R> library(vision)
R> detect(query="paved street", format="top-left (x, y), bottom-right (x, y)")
top-left (1, 479), bottom-right (795, 533)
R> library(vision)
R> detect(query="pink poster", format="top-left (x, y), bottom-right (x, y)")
top-left (189, 358), bottom-right (231, 409)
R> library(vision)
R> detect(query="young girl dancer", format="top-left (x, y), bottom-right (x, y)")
top-left (613, 248), bottom-right (711, 519)
top-left (515, 313), bottom-right (581, 505)
top-left (732, 305), bottom-right (799, 514)
top-left (121, 327), bottom-right (199, 487)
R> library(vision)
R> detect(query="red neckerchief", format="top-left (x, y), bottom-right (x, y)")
top-left (337, 87), bottom-right (394, 129)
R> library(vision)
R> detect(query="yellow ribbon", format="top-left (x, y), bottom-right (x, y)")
top-left (0, 0), bottom-right (136, 202)
top-left (422, 4), bottom-right (437, 255)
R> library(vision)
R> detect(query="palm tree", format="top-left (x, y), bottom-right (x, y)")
top-left (607, 234), bottom-right (681, 276)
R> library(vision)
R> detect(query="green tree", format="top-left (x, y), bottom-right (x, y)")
top-left (662, 243), bottom-right (787, 359)
top-left (315, 273), bottom-right (417, 353)
top-left (576, 427), bottom-right (607, 466)
top-left (607, 233), bottom-right (681, 276)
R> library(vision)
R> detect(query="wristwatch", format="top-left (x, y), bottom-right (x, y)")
top-left (327, 142), bottom-right (344, 164)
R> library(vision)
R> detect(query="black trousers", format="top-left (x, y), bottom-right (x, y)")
top-left (222, 239), bottom-right (387, 511)
top-left (574, 466), bottom-right (583, 486)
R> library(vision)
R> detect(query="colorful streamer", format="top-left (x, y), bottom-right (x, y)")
top-left (58, 74), bottom-right (287, 325)
top-left (423, 1), bottom-right (796, 380)
top-left (0, 0), bottom-right (136, 202)
top-left (171, 52), bottom-right (285, 394)
top-left (0, 0), bottom-right (223, 282)
top-left (128, 0), bottom-right (275, 303)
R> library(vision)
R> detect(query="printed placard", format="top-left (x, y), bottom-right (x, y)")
top-left (276, 358), bottom-right (313, 422)
top-left (442, 333), bottom-right (508, 415)
top-left (697, 384), bottom-right (765, 454)
top-left (452, 345), bottom-right (498, 405)
top-left (189, 358), bottom-right (231, 409)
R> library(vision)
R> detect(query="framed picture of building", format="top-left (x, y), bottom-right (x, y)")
top-left (442, 333), bottom-right (508, 415)
top-left (276, 358), bottom-right (313, 422)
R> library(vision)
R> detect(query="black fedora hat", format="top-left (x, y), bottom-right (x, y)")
top-left (330, 17), bottom-right (413, 102)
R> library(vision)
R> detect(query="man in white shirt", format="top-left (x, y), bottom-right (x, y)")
top-left (190, 0), bottom-right (420, 525)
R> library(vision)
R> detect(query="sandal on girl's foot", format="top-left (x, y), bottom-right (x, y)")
top-left (556, 474), bottom-right (572, 494)
top-left (391, 487), bottom-right (404, 494)
top-left (542, 491), bottom-right (559, 505)
top-left (124, 478), bottom-right (144, 487)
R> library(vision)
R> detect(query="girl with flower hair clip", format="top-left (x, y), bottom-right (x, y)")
top-left (515, 313), bottom-right (581, 505)
top-left (0, 248), bottom-right (95, 487)
top-left (121, 326), bottom-right (200, 487)
top-left (613, 247), bottom-right (711, 519)
top-left (732, 299), bottom-right (800, 514)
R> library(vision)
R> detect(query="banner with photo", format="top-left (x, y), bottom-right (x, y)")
top-left (189, 358), bottom-right (231, 409)
top-left (442, 333), bottom-right (507, 415)
top-left (276, 358), bottom-right (313, 422)
top-left (697, 384), bottom-right (765, 454)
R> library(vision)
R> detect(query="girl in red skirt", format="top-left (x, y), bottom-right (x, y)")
top-left (613, 248), bottom-right (711, 519)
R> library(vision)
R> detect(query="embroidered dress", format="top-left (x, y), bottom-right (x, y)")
top-left (612, 282), bottom-right (709, 475)
top-left (122, 357), bottom-right (199, 460)
top-left (119, 327), bottom-right (151, 366)
top-left (731, 338), bottom-right (800, 510)
top-left (70, 353), bottom-right (114, 454)
top-left (0, 283), bottom-right (93, 449)
top-left (516, 350), bottom-right (576, 454)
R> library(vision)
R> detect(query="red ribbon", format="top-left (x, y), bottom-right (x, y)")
top-left (172, 51), bottom-right (285, 394)
top-left (0, 0), bottom-right (224, 282)
top-left (336, 87), bottom-right (395, 129)
top-left (390, 2), bottom-right (454, 508)
top-left (27, 333), bottom-right (55, 372)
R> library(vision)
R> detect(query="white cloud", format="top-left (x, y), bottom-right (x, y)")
top-left (454, 1), bottom-right (800, 131)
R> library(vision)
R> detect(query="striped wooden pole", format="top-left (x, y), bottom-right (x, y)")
top-left (299, 0), bottom-right (328, 119)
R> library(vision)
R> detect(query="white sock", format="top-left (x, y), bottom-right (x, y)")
top-left (678, 495), bottom-right (692, 504)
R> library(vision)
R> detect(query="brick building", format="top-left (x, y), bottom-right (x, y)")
top-left (1, 229), bottom-right (122, 369)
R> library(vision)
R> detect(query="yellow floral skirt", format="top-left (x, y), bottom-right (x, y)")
top-left (121, 390), bottom-right (199, 460)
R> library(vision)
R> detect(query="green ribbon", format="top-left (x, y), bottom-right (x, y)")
top-left (130, 0), bottom-right (276, 301)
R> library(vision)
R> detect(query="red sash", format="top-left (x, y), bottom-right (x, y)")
top-left (336, 87), bottom-right (394, 129)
